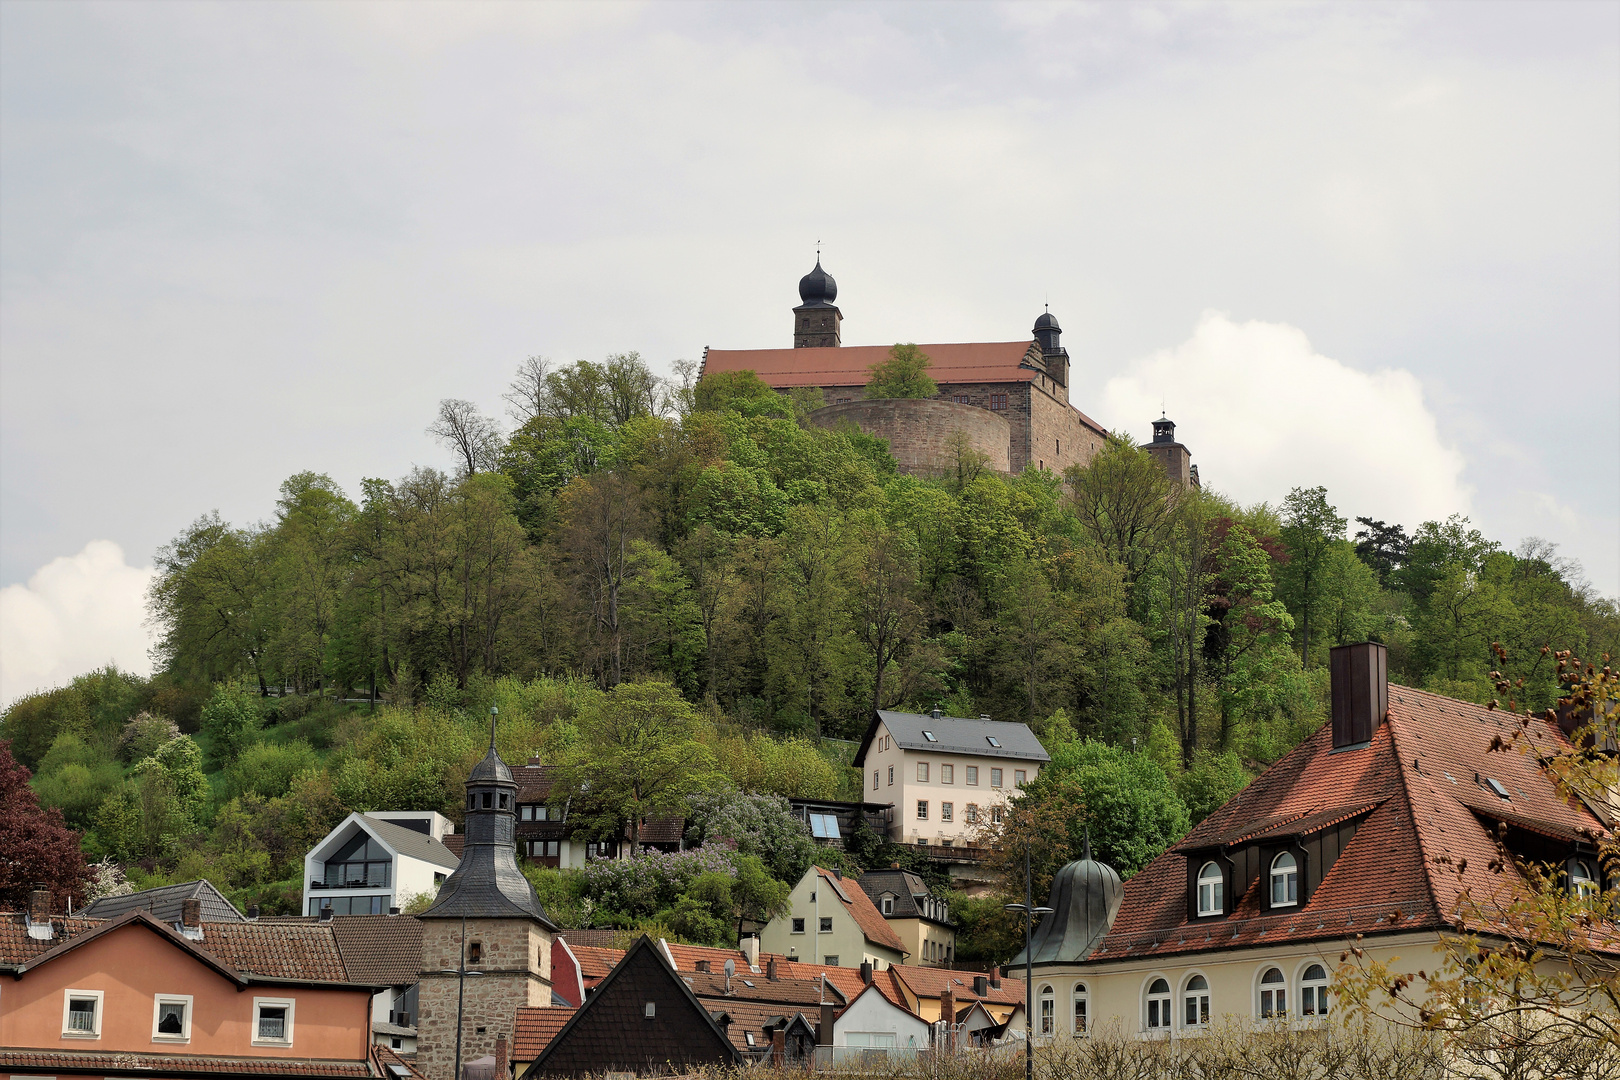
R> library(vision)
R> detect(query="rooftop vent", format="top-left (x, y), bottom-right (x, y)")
top-left (319, 904), bottom-right (334, 923)
top-left (930, 708), bottom-right (942, 719)
top-left (1481, 775), bottom-right (1511, 800)
top-left (1330, 642), bottom-right (1388, 749)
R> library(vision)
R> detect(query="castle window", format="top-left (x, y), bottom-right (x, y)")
top-left (1056, 439), bottom-right (1061, 454)
top-left (482, 792), bottom-right (492, 809)
top-left (917, 762), bottom-right (929, 782)
top-left (990, 394), bottom-right (1008, 411)
top-left (1259, 968), bottom-right (1287, 1018)
top-left (468, 941), bottom-right (483, 964)
top-left (991, 768), bottom-right (1003, 788)
top-left (1301, 964), bottom-right (1330, 1016)
top-left (837, 397), bottom-right (852, 404)
top-left (1197, 862), bottom-right (1223, 916)
top-left (1039, 985), bottom-right (1054, 1034)
top-left (965, 803), bottom-right (979, 824)
top-left (941, 764), bottom-right (953, 784)
top-left (1270, 852), bottom-right (1299, 908)
top-left (941, 802), bottom-right (953, 822)
top-left (1072, 983), bottom-right (1088, 1035)
top-left (1145, 978), bottom-right (1171, 1031)
top-left (991, 806), bottom-right (1003, 824)
top-left (953, 394), bottom-right (970, 404)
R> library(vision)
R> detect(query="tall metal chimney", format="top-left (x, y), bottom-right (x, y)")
top-left (1330, 642), bottom-right (1388, 749)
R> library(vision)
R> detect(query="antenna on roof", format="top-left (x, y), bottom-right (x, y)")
top-left (489, 705), bottom-right (498, 750)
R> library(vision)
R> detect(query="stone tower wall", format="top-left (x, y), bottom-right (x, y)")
top-left (807, 398), bottom-right (1011, 475)
top-left (794, 306), bottom-right (842, 348)
top-left (1147, 442), bottom-right (1194, 487)
top-left (417, 918), bottom-right (552, 1080)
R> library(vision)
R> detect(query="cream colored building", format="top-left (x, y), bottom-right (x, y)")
top-left (854, 709), bottom-right (1050, 847)
top-left (857, 868), bottom-right (956, 965)
top-left (760, 866), bottom-right (908, 970)
top-left (1008, 643), bottom-right (1614, 1042)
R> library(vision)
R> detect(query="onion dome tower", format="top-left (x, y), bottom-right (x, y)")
top-left (793, 256), bottom-right (842, 348)
top-left (1033, 306), bottom-right (1068, 387)
top-left (1010, 837), bottom-right (1123, 967)
top-left (417, 713), bottom-right (556, 1080)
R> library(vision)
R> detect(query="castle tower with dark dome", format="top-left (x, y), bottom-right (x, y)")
top-left (793, 257), bottom-right (842, 348)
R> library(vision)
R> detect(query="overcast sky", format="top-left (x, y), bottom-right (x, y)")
top-left (2, 1), bottom-right (1617, 704)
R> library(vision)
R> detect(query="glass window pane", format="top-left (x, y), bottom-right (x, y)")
top-left (68, 998), bottom-right (96, 1031)
top-left (158, 1002), bottom-right (185, 1034)
top-left (258, 1006), bottom-right (287, 1039)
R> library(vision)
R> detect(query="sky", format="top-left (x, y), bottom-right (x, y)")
top-left (2, 1), bottom-right (1617, 705)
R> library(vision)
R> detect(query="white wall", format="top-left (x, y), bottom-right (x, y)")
top-left (835, 989), bottom-right (931, 1048)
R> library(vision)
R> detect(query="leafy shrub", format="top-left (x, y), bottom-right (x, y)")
top-left (226, 740), bottom-right (319, 800)
top-left (30, 734), bottom-right (124, 829)
top-left (119, 712), bottom-right (181, 762)
top-left (199, 685), bottom-right (263, 766)
top-left (579, 847), bottom-right (737, 923)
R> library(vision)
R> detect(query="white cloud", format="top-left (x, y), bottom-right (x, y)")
top-left (0, 541), bottom-right (155, 709)
top-left (1102, 312), bottom-right (1472, 529)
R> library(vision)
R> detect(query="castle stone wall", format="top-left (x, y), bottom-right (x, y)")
top-left (808, 398), bottom-right (1011, 475)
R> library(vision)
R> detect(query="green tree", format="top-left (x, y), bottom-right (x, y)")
top-left (1065, 434), bottom-right (1177, 600)
top-left (1203, 522), bottom-right (1295, 749)
top-left (1277, 486), bottom-right (1348, 667)
top-left (199, 685), bottom-right (263, 767)
top-left (864, 344), bottom-right (937, 399)
top-left (556, 681), bottom-right (720, 849)
top-left (683, 788), bottom-right (819, 884)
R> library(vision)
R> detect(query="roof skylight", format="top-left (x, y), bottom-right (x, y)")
top-left (1484, 777), bottom-right (1511, 800)
top-left (986, 736), bottom-right (1001, 747)
top-left (923, 731), bottom-right (937, 742)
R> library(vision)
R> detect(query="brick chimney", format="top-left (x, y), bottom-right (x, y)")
top-left (988, 966), bottom-right (1000, 990)
top-left (179, 897), bottom-right (204, 941)
top-left (766, 956), bottom-right (778, 981)
top-left (25, 885), bottom-right (53, 941)
top-left (771, 1028), bottom-right (787, 1065)
top-left (1330, 642), bottom-right (1388, 749)
top-left (740, 936), bottom-right (760, 969)
top-left (495, 1033), bottom-right (509, 1078)
top-left (940, 986), bottom-right (955, 1043)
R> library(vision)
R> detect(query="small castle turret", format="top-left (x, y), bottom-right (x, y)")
top-left (793, 257), bottom-right (842, 348)
top-left (1033, 308), bottom-right (1068, 387)
top-left (1145, 412), bottom-right (1200, 489)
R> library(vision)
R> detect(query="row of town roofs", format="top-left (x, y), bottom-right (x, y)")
top-left (4, 644), bottom-right (1614, 1078)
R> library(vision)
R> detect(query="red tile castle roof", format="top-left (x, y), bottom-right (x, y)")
top-left (1079, 685), bottom-right (1613, 965)
top-left (701, 341), bottom-right (1043, 390)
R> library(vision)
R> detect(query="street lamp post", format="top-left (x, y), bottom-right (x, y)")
top-left (1005, 843), bottom-right (1052, 1080)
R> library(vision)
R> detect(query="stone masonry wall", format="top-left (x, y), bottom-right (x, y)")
top-left (793, 307), bottom-right (841, 348)
top-left (417, 919), bottom-right (552, 1080)
top-left (1026, 384), bottom-right (1106, 476)
top-left (807, 398), bottom-right (1011, 475)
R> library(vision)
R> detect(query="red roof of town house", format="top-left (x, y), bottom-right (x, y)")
top-left (814, 866), bottom-right (907, 954)
top-left (700, 342), bottom-right (1042, 390)
top-left (885, 964), bottom-right (1025, 1011)
top-left (513, 1006), bottom-right (577, 1060)
top-left (566, 943), bottom-right (625, 984)
top-left (370, 1043), bottom-right (428, 1079)
top-left (1075, 684), bottom-right (1615, 966)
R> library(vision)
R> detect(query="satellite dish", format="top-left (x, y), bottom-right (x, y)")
top-left (723, 959), bottom-right (736, 978)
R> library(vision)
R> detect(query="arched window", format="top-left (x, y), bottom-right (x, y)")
top-left (1071, 983), bottom-right (1088, 1035)
top-left (1571, 859), bottom-right (1599, 900)
top-left (1038, 985), bottom-right (1054, 1035)
top-left (1300, 964), bottom-right (1330, 1017)
top-left (1183, 975), bottom-right (1210, 1028)
top-left (1270, 852), bottom-right (1299, 908)
top-left (1259, 967), bottom-right (1287, 1018)
top-left (1145, 978), bottom-right (1172, 1031)
top-left (1197, 862), bottom-right (1223, 916)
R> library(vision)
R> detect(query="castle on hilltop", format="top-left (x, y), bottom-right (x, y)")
top-left (699, 258), bottom-right (1199, 486)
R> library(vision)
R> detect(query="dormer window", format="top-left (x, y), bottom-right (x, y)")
top-left (1571, 859), bottom-right (1599, 901)
top-left (1270, 852), bottom-right (1299, 908)
top-left (1196, 862), bottom-right (1223, 916)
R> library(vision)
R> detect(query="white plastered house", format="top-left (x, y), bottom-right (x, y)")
top-left (302, 811), bottom-right (459, 917)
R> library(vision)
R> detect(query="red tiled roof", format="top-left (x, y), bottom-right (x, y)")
top-left (701, 342), bottom-right (1041, 390)
top-left (635, 815), bottom-right (686, 844)
top-left (683, 970), bottom-right (831, 1006)
top-left (568, 943), bottom-right (624, 982)
top-left (442, 834), bottom-right (466, 858)
top-left (773, 960), bottom-right (873, 1003)
top-left (816, 866), bottom-right (907, 954)
top-left (329, 914), bottom-right (423, 986)
top-left (1080, 685), bottom-right (1615, 965)
top-left (0, 915), bottom-right (101, 964)
top-left (697, 999), bottom-right (819, 1054)
top-left (887, 964), bottom-right (1024, 1008)
top-left (514, 764), bottom-right (561, 803)
top-left (514, 1005), bottom-right (577, 1059)
top-left (558, 928), bottom-right (622, 948)
top-left (0, 1048), bottom-right (371, 1077)
top-left (370, 1043), bottom-right (428, 1079)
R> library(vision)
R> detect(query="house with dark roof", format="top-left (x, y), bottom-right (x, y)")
top-left (759, 866), bottom-right (908, 970)
top-left (857, 867), bottom-right (956, 966)
top-left (0, 891), bottom-right (379, 1079)
top-left (518, 935), bottom-right (739, 1077)
top-left (1005, 642), bottom-right (1616, 1039)
top-left (325, 914), bottom-right (425, 1054)
top-left (513, 757), bottom-right (687, 864)
top-left (303, 812), bottom-right (459, 918)
top-left (79, 879), bottom-right (245, 924)
top-left (698, 258), bottom-right (1201, 485)
top-left (854, 708), bottom-right (1049, 858)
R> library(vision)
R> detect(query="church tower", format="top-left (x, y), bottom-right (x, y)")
top-left (416, 716), bottom-right (556, 1080)
top-left (793, 257), bottom-right (841, 347)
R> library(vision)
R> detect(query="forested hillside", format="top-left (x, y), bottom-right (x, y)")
top-left (4, 353), bottom-right (1614, 954)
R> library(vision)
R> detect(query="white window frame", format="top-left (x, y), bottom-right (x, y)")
top-left (1181, 972), bottom-right (1211, 1030)
top-left (990, 768), bottom-right (1003, 788)
top-left (1197, 862), bottom-right (1223, 916)
top-left (1014, 769), bottom-right (1027, 786)
top-left (252, 996), bottom-right (296, 1047)
top-left (941, 802), bottom-right (953, 822)
top-left (966, 766), bottom-right (978, 785)
top-left (917, 800), bottom-right (928, 820)
top-left (881, 896), bottom-right (894, 915)
top-left (917, 762), bottom-right (929, 782)
top-left (1037, 984), bottom-right (1055, 1035)
top-left (1143, 975), bottom-right (1172, 1033)
top-left (941, 764), bottom-right (954, 784)
top-left (1270, 852), bottom-right (1299, 908)
top-left (1571, 859), bottom-right (1599, 900)
top-left (1257, 967), bottom-right (1288, 1020)
top-left (1297, 960), bottom-right (1331, 1019)
top-left (1071, 982), bottom-right (1088, 1036)
top-left (62, 988), bottom-right (104, 1039)
top-left (152, 992), bottom-right (194, 1042)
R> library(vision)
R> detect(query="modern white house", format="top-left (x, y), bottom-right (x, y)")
top-left (302, 811), bottom-right (459, 917)
top-left (852, 709), bottom-right (1050, 847)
